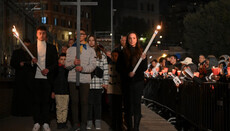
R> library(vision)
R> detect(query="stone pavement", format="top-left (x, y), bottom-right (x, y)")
top-left (0, 104), bottom-right (177, 131)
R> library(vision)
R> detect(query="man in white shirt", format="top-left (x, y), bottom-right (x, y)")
top-left (29, 26), bottom-right (58, 131)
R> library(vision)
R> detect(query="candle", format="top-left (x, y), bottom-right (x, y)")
top-left (194, 72), bottom-right (200, 77)
top-left (211, 67), bottom-right (220, 75)
top-left (177, 70), bottom-right (181, 76)
top-left (172, 69), bottom-right (176, 75)
top-left (227, 67), bottom-right (230, 75)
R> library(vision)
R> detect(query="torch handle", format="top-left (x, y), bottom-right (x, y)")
top-left (143, 30), bottom-right (158, 54)
top-left (132, 57), bottom-right (143, 73)
top-left (17, 37), bottom-right (42, 70)
top-left (132, 30), bottom-right (159, 73)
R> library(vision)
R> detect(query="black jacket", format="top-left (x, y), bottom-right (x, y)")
top-left (28, 42), bottom-right (58, 84)
top-left (53, 66), bottom-right (69, 94)
top-left (116, 50), bottom-right (147, 83)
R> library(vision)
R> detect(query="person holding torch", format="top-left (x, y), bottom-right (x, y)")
top-left (29, 26), bottom-right (58, 131)
top-left (116, 32), bottom-right (147, 131)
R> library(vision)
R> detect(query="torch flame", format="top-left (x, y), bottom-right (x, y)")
top-left (156, 25), bottom-right (161, 30)
top-left (12, 25), bottom-right (19, 38)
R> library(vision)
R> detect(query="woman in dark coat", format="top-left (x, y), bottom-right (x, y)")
top-left (10, 39), bottom-right (33, 116)
top-left (117, 32), bottom-right (147, 131)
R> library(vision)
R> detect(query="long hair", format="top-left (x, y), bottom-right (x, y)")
top-left (123, 31), bottom-right (142, 68)
top-left (87, 35), bottom-right (102, 59)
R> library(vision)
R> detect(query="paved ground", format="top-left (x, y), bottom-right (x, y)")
top-left (0, 104), bottom-right (177, 131)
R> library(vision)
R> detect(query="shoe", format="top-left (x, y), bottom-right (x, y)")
top-left (32, 123), bottom-right (40, 131)
top-left (68, 124), bottom-right (80, 131)
top-left (86, 120), bottom-right (93, 130)
top-left (43, 123), bottom-right (51, 131)
top-left (57, 123), bottom-right (68, 129)
top-left (80, 123), bottom-right (86, 131)
top-left (95, 120), bottom-right (101, 130)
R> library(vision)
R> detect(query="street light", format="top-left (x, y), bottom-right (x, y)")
top-left (68, 32), bottom-right (72, 39)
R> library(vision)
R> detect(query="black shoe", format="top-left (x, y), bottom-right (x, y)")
top-left (57, 123), bottom-right (62, 129)
top-left (69, 124), bottom-right (80, 131)
top-left (80, 123), bottom-right (86, 131)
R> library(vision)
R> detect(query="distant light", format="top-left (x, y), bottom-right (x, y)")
top-left (162, 53), bottom-right (167, 58)
top-left (140, 37), bottom-right (144, 41)
top-left (157, 41), bottom-right (161, 44)
top-left (149, 56), bottom-right (152, 59)
top-left (159, 36), bottom-right (162, 38)
top-left (69, 32), bottom-right (72, 35)
top-left (110, 33), bottom-right (112, 36)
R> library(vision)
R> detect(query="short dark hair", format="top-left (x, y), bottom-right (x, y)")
top-left (59, 53), bottom-right (66, 59)
top-left (23, 38), bottom-right (31, 43)
top-left (36, 25), bottom-right (47, 32)
top-left (170, 55), bottom-right (178, 60)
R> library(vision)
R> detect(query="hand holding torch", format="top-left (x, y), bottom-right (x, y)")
top-left (132, 25), bottom-right (161, 73)
top-left (12, 25), bottom-right (42, 70)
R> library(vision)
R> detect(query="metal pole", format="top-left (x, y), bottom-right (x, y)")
top-left (111, 0), bottom-right (113, 51)
top-left (76, 0), bottom-right (81, 86)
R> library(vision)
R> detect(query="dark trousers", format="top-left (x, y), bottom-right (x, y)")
top-left (32, 79), bottom-right (52, 124)
top-left (126, 81), bottom-right (144, 130)
top-left (108, 94), bottom-right (122, 130)
top-left (88, 89), bottom-right (103, 120)
top-left (69, 83), bottom-right (89, 126)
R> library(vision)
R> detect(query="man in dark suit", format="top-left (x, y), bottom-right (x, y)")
top-left (29, 26), bottom-right (58, 131)
top-left (10, 39), bottom-right (33, 116)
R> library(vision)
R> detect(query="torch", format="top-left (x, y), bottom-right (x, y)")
top-left (12, 25), bottom-right (42, 70)
top-left (132, 25), bottom-right (161, 73)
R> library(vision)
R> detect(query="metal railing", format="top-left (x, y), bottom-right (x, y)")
top-left (143, 78), bottom-right (229, 131)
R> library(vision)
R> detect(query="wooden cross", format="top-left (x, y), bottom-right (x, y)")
top-left (60, 0), bottom-right (98, 86)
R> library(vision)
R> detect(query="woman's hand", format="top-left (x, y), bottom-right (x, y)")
top-left (141, 53), bottom-right (146, 59)
top-left (129, 72), bottom-right (135, 77)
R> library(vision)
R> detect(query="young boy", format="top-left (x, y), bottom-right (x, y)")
top-left (52, 53), bottom-right (69, 129)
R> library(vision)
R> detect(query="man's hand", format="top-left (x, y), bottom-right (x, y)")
top-left (51, 92), bottom-right (55, 99)
top-left (41, 68), bottom-right (49, 76)
top-left (75, 66), bottom-right (83, 72)
top-left (20, 62), bottom-right (24, 67)
top-left (74, 57), bottom-right (81, 65)
top-left (32, 58), bottom-right (38, 64)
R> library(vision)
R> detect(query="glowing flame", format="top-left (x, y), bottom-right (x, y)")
top-left (162, 53), bottom-right (167, 58)
top-left (157, 25), bottom-right (161, 30)
top-left (12, 25), bottom-right (19, 38)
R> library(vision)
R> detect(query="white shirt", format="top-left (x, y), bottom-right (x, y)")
top-left (35, 40), bottom-right (47, 79)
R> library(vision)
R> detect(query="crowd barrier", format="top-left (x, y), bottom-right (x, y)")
top-left (143, 78), bottom-right (229, 131)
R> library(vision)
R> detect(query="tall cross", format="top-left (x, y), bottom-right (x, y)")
top-left (60, 0), bottom-right (98, 86)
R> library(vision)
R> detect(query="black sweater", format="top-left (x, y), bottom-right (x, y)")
top-left (116, 51), bottom-right (147, 83)
top-left (53, 66), bottom-right (69, 94)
